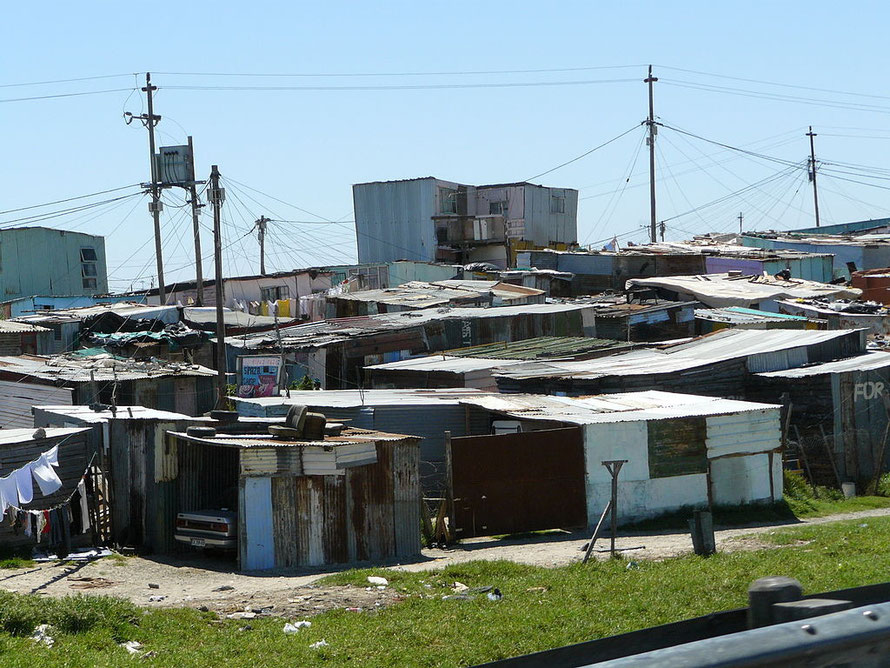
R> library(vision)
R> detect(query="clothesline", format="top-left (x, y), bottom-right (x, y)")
top-left (2, 452), bottom-right (97, 515)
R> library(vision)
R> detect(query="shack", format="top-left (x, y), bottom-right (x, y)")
top-left (750, 352), bottom-right (890, 487)
top-left (33, 405), bottom-right (205, 552)
top-left (695, 307), bottom-right (822, 335)
top-left (493, 328), bottom-right (867, 397)
top-left (776, 299), bottom-right (890, 336)
top-left (366, 356), bottom-right (526, 392)
top-left (227, 302), bottom-right (598, 389)
top-left (0, 353), bottom-right (217, 428)
top-left (166, 427), bottom-right (422, 570)
top-left (626, 273), bottom-right (860, 311)
top-left (0, 320), bottom-right (53, 355)
top-left (326, 280), bottom-right (544, 317)
top-left (230, 389), bottom-right (488, 493)
top-left (447, 391), bottom-right (782, 533)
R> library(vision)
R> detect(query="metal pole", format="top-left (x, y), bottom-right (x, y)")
top-left (143, 73), bottom-right (166, 304)
top-left (209, 165), bottom-right (227, 407)
top-left (645, 65), bottom-right (659, 244)
top-left (256, 216), bottom-right (269, 275)
top-left (807, 126), bottom-right (821, 228)
top-left (187, 136), bottom-right (205, 306)
top-left (602, 459), bottom-right (627, 557)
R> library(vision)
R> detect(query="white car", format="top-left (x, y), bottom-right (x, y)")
top-left (174, 509), bottom-right (237, 550)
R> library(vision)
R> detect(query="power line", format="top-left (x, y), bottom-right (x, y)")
top-left (155, 64), bottom-right (645, 78)
top-left (656, 65), bottom-right (890, 103)
top-left (0, 184), bottom-right (143, 216)
top-left (661, 79), bottom-right (890, 116)
top-left (162, 78), bottom-right (639, 93)
top-left (0, 88), bottom-right (136, 104)
top-left (0, 73), bottom-right (138, 89)
top-left (0, 192), bottom-right (144, 227)
top-left (523, 125), bottom-right (641, 182)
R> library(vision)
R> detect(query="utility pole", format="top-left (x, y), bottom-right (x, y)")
top-left (659, 221), bottom-right (666, 242)
top-left (143, 73), bottom-right (166, 304)
top-left (807, 126), bottom-right (821, 228)
top-left (255, 215), bottom-right (270, 275)
top-left (738, 212), bottom-right (744, 235)
top-left (209, 165), bottom-right (227, 407)
top-left (645, 65), bottom-right (659, 244)
top-left (187, 136), bottom-right (205, 305)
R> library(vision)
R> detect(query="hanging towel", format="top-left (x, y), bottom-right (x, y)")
top-left (76, 480), bottom-right (90, 533)
top-left (0, 474), bottom-right (18, 514)
top-left (23, 512), bottom-right (31, 537)
top-left (13, 465), bottom-right (33, 505)
top-left (44, 445), bottom-right (59, 468)
top-left (31, 455), bottom-right (62, 495)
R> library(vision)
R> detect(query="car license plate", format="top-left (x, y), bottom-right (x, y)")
top-left (190, 538), bottom-right (206, 548)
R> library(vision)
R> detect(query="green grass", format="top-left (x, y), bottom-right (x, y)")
top-left (625, 472), bottom-right (890, 532)
top-left (3, 516), bottom-right (890, 666)
top-left (0, 547), bottom-right (34, 571)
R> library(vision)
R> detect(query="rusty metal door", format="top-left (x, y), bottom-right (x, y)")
top-left (447, 427), bottom-right (586, 537)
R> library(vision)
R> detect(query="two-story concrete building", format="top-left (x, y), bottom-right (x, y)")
top-left (352, 177), bottom-right (578, 267)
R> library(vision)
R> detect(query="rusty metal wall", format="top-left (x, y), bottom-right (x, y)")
top-left (267, 438), bottom-right (422, 568)
top-left (448, 427), bottom-right (586, 537)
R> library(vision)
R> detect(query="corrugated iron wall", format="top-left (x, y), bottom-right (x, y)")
top-left (267, 438), bottom-right (421, 568)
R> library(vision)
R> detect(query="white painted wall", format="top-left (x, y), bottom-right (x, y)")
top-left (583, 407), bottom-right (783, 526)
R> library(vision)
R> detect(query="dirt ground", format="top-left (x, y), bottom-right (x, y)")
top-left (3, 507), bottom-right (888, 618)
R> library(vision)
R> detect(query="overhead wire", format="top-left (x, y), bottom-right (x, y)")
top-left (523, 125), bottom-right (641, 182)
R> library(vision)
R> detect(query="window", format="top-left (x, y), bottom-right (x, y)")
top-left (439, 188), bottom-right (457, 214)
top-left (550, 195), bottom-right (566, 214)
top-left (80, 247), bottom-right (98, 290)
top-left (260, 285), bottom-right (290, 302)
top-left (489, 201), bottom-right (508, 216)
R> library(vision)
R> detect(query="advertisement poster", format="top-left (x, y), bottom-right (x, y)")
top-left (237, 355), bottom-right (282, 398)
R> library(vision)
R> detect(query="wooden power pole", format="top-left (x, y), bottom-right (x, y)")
top-left (807, 126), bottom-right (821, 228)
top-left (209, 165), bottom-right (227, 406)
top-left (645, 65), bottom-right (659, 244)
top-left (141, 73), bottom-right (166, 304)
top-left (255, 216), bottom-right (270, 275)
top-left (187, 136), bottom-right (205, 305)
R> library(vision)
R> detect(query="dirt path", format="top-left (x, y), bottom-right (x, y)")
top-left (3, 507), bottom-right (887, 618)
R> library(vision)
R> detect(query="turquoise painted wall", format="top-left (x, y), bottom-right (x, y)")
top-left (0, 227), bottom-right (107, 300)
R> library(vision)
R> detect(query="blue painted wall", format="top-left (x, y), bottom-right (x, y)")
top-left (0, 227), bottom-right (107, 300)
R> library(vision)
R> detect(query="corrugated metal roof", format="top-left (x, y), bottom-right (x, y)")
top-left (444, 336), bottom-right (635, 360)
top-left (14, 302), bottom-right (177, 322)
top-left (0, 320), bottom-right (50, 333)
top-left (756, 351), bottom-right (890, 377)
top-left (169, 426), bottom-right (416, 449)
top-left (695, 307), bottom-right (810, 324)
top-left (231, 388), bottom-right (484, 410)
top-left (457, 390), bottom-right (778, 426)
top-left (626, 273), bottom-right (860, 307)
top-left (228, 302), bottom-right (595, 350)
top-left (365, 355), bottom-right (525, 374)
top-left (0, 354), bottom-right (216, 383)
top-left (493, 328), bottom-right (865, 381)
top-left (0, 426), bottom-right (89, 446)
top-left (34, 404), bottom-right (198, 423)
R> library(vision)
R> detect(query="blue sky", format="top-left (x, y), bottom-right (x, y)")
top-left (4, 2), bottom-right (890, 290)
